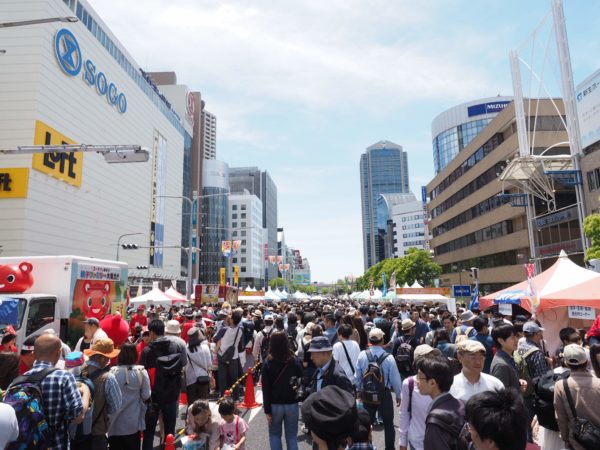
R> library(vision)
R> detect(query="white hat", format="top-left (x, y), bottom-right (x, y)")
top-left (165, 319), bottom-right (181, 335)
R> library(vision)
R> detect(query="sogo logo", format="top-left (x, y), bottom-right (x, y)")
top-left (54, 28), bottom-right (127, 114)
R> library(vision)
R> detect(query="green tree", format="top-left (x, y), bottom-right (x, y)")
top-left (584, 214), bottom-right (600, 261)
top-left (268, 277), bottom-right (286, 289)
top-left (354, 248), bottom-right (442, 291)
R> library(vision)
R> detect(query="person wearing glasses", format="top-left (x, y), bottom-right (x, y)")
top-left (449, 340), bottom-right (503, 402)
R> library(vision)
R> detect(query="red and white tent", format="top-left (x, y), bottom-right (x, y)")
top-left (165, 287), bottom-right (188, 304)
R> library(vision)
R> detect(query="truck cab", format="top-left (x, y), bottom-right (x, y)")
top-left (0, 294), bottom-right (64, 350)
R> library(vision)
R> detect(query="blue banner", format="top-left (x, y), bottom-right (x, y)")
top-left (469, 281), bottom-right (480, 311)
top-left (0, 298), bottom-right (19, 326)
top-left (381, 273), bottom-right (387, 297)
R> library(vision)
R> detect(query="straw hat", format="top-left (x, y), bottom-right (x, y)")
top-left (83, 338), bottom-right (120, 359)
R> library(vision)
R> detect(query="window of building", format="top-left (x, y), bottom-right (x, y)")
top-left (587, 169), bottom-right (600, 192)
top-left (241, 257), bottom-right (247, 263)
top-left (233, 258), bottom-right (237, 263)
top-left (232, 213), bottom-right (238, 219)
top-left (241, 231), bottom-right (246, 236)
top-left (242, 240), bottom-right (247, 245)
top-left (232, 222), bottom-right (237, 228)
top-left (232, 231), bottom-right (237, 237)
top-left (232, 205), bottom-right (238, 210)
top-left (241, 267), bottom-right (246, 273)
top-left (241, 205), bottom-right (247, 210)
top-left (241, 222), bottom-right (246, 227)
top-left (241, 213), bottom-right (247, 219)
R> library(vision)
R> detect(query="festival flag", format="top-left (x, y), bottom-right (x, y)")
top-left (382, 272), bottom-right (387, 297)
top-left (221, 240), bottom-right (231, 256)
top-left (268, 255), bottom-right (277, 265)
top-left (469, 280), bottom-right (480, 311)
top-left (219, 267), bottom-right (226, 286)
top-left (234, 266), bottom-right (239, 286)
top-left (369, 278), bottom-right (374, 297)
top-left (524, 263), bottom-right (539, 312)
top-left (232, 240), bottom-right (242, 252)
top-left (276, 256), bottom-right (283, 263)
top-left (390, 271), bottom-right (397, 291)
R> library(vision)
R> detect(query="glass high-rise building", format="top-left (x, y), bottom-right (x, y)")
top-left (360, 140), bottom-right (410, 270)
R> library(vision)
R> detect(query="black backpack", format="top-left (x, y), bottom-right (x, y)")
top-left (532, 369), bottom-right (570, 432)
top-left (287, 330), bottom-right (298, 353)
top-left (361, 349), bottom-right (387, 405)
top-left (394, 338), bottom-right (415, 378)
top-left (260, 329), bottom-right (273, 360)
top-left (154, 344), bottom-right (184, 403)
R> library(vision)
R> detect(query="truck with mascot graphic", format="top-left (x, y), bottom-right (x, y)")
top-left (0, 255), bottom-right (128, 349)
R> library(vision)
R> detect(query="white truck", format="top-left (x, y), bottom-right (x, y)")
top-left (0, 255), bottom-right (128, 349)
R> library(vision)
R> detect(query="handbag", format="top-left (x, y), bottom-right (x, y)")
top-left (562, 378), bottom-right (600, 449)
top-left (188, 353), bottom-right (210, 384)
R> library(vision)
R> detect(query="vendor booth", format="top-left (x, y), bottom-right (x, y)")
top-left (480, 251), bottom-right (600, 353)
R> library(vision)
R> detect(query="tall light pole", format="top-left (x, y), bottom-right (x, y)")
top-left (116, 232), bottom-right (143, 260)
top-left (161, 192), bottom-right (229, 300)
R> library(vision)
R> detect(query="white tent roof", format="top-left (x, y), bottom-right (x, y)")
top-left (164, 287), bottom-right (188, 303)
top-left (371, 289), bottom-right (383, 300)
top-left (274, 288), bottom-right (288, 299)
top-left (403, 282), bottom-right (410, 288)
top-left (130, 287), bottom-right (173, 306)
top-left (311, 295), bottom-right (325, 301)
top-left (265, 289), bottom-right (281, 301)
top-left (410, 281), bottom-right (424, 288)
top-left (292, 290), bottom-right (310, 299)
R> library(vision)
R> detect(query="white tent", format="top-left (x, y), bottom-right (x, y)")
top-left (275, 288), bottom-right (288, 299)
top-left (292, 290), bottom-right (309, 300)
top-left (402, 282), bottom-right (410, 288)
top-left (371, 289), bottom-right (383, 300)
top-left (311, 294), bottom-right (325, 301)
top-left (356, 290), bottom-right (371, 301)
top-left (265, 289), bottom-right (281, 302)
top-left (410, 281), bottom-right (424, 289)
top-left (395, 294), bottom-right (456, 314)
top-left (130, 287), bottom-right (173, 306)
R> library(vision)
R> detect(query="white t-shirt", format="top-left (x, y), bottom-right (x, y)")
top-left (332, 339), bottom-right (361, 381)
top-left (0, 403), bottom-right (19, 448)
top-left (449, 371), bottom-right (504, 402)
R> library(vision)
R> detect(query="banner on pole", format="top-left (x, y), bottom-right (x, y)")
top-left (219, 267), bottom-right (226, 286)
top-left (234, 266), bottom-right (239, 286)
top-left (221, 240), bottom-right (231, 256)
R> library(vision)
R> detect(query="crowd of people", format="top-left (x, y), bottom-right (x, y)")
top-left (1, 298), bottom-right (600, 450)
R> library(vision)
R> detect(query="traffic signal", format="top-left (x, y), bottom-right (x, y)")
top-left (470, 267), bottom-right (479, 279)
top-left (121, 244), bottom-right (139, 249)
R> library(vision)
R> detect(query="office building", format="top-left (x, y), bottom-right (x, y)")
top-left (427, 100), bottom-right (579, 293)
top-left (198, 159), bottom-right (229, 285)
top-left (432, 96), bottom-right (513, 174)
top-left (378, 193), bottom-right (425, 258)
top-left (228, 167), bottom-right (278, 281)
top-left (360, 140), bottom-right (410, 270)
top-left (290, 248), bottom-right (311, 285)
top-left (229, 191), bottom-right (266, 288)
top-left (202, 107), bottom-right (217, 160)
top-left (0, 0), bottom-right (188, 285)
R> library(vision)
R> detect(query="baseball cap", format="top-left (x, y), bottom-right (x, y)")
top-left (83, 317), bottom-right (100, 326)
top-left (368, 327), bottom-right (385, 342)
top-left (414, 344), bottom-right (442, 360)
top-left (563, 344), bottom-right (587, 366)
top-left (523, 321), bottom-right (544, 334)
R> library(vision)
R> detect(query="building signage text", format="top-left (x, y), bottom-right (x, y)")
top-left (467, 101), bottom-right (511, 117)
top-left (0, 168), bottom-right (29, 198)
top-left (54, 28), bottom-right (127, 114)
top-left (535, 206), bottom-right (577, 229)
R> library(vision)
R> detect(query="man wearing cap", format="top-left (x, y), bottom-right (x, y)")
top-left (517, 321), bottom-right (551, 381)
top-left (355, 328), bottom-right (402, 450)
top-left (308, 336), bottom-right (354, 396)
top-left (253, 313), bottom-right (275, 363)
top-left (391, 318), bottom-right (418, 355)
top-left (449, 340), bottom-right (503, 402)
top-left (553, 344), bottom-right (600, 450)
top-left (398, 345), bottom-right (439, 450)
top-left (80, 317), bottom-right (109, 349)
top-left (82, 338), bottom-right (123, 450)
top-left (451, 310), bottom-right (478, 343)
top-left (180, 309), bottom-right (196, 343)
top-left (129, 306), bottom-right (147, 333)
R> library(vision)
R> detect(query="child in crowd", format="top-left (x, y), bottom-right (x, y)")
top-left (218, 398), bottom-right (248, 450)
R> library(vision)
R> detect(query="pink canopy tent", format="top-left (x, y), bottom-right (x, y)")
top-left (165, 287), bottom-right (188, 304)
top-left (480, 250), bottom-right (600, 314)
top-left (480, 251), bottom-right (600, 353)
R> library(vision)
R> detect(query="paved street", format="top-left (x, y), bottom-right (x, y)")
top-left (159, 387), bottom-right (398, 449)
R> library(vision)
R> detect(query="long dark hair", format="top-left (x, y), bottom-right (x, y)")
top-left (268, 331), bottom-right (291, 362)
top-left (432, 329), bottom-right (451, 348)
top-left (352, 316), bottom-right (368, 350)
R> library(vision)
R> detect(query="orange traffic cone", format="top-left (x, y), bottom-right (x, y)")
top-left (165, 434), bottom-right (175, 450)
top-left (240, 368), bottom-right (262, 409)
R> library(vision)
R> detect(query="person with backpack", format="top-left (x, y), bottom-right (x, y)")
top-left (516, 321), bottom-right (551, 441)
top-left (141, 318), bottom-right (187, 450)
top-left (391, 319), bottom-right (418, 380)
top-left (398, 344), bottom-right (438, 450)
top-left (107, 342), bottom-right (151, 450)
top-left (416, 356), bottom-right (465, 450)
top-left (553, 344), bottom-right (600, 450)
top-left (354, 328), bottom-right (401, 450)
top-left (5, 333), bottom-right (85, 450)
top-left (80, 339), bottom-right (122, 450)
top-left (185, 327), bottom-right (212, 405)
top-left (332, 324), bottom-right (360, 383)
top-left (253, 314), bottom-right (275, 363)
top-left (452, 310), bottom-right (477, 344)
top-left (214, 310), bottom-right (244, 399)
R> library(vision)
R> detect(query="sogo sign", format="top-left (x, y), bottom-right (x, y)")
top-left (54, 28), bottom-right (127, 114)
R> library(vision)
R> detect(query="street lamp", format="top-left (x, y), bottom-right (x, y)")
top-left (0, 144), bottom-right (150, 163)
top-left (0, 16), bottom-right (78, 28)
top-left (116, 232), bottom-right (143, 260)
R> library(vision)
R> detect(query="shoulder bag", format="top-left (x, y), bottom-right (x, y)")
top-left (562, 378), bottom-right (600, 449)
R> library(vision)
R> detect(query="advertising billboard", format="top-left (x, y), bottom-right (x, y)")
top-left (576, 69), bottom-right (600, 149)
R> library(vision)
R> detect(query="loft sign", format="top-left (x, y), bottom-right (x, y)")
top-left (54, 28), bottom-right (127, 114)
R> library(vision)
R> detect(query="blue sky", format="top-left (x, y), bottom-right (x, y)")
top-left (91, 0), bottom-right (600, 283)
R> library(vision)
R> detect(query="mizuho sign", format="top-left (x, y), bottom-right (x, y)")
top-left (54, 28), bottom-right (127, 114)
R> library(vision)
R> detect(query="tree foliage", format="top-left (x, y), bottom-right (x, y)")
top-left (584, 214), bottom-right (600, 261)
top-left (354, 248), bottom-right (442, 291)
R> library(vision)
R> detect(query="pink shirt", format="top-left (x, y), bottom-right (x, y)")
top-left (219, 415), bottom-right (248, 450)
